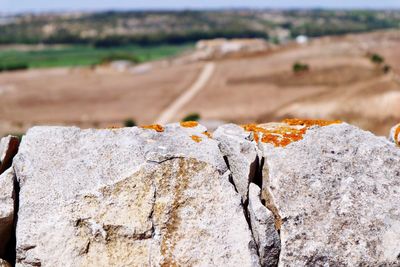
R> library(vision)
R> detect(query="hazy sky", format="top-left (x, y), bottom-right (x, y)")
top-left (2, 0), bottom-right (400, 13)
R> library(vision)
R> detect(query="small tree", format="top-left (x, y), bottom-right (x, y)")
top-left (124, 118), bottom-right (136, 127)
top-left (370, 53), bottom-right (384, 64)
top-left (293, 62), bottom-right (310, 73)
top-left (182, 113), bottom-right (201, 122)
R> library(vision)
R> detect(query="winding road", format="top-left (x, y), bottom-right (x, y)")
top-left (155, 62), bottom-right (215, 124)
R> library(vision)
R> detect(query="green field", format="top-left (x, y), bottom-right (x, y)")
top-left (0, 44), bottom-right (193, 70)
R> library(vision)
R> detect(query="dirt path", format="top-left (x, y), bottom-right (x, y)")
top-left (155, 62), bottom-right (216, 124)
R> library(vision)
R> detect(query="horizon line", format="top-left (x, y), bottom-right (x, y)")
top-left (2, 6), bottom-right (400, 16)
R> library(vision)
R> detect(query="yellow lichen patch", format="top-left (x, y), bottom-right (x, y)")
top-left (395, 125), bottom-right (400, 146)
top-left (282, 118), bottom-right (342, 127)
top-left (203, 131), bottom-right (212, 139)
top-left (243, 119), bottom-right (341, 147)
top-left (191, 135), bottom-right (202, 143)
top-left (141, 124), bottom-right (164, 132)
top-left (180, 121), bottom-right (199, 128)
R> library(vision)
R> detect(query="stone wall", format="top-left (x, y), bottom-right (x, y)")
top-left (0, 120), bottom-right (399, 266)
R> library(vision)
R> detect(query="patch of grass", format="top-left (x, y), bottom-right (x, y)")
top-left (123, 118), bottom-right (137, 127)
top-left (182, 113), bottom-right (201, 122)
top-left (0, 43), bottom-right (193, 70)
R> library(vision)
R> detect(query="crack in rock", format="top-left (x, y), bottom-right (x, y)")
top-left (214, 123), bottom-right (281, 266)
top-left (248, 183), bottom-right (281, 267)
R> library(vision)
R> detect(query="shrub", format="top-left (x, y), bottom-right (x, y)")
top-left (293, 62), bottom-right (310, 73)
top-left (0, 62), bottom-right (29, 72)
top-left (123, 118), bottom-right (136, 127)
top-left (182, 113), bottom-right (201, 122)
top-left (370, 53), bottom-right (384, 64)
top-left (383, 64), bottom-right (391, 74)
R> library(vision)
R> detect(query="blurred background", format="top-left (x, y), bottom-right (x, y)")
top-left (1, 0), bottom-right (400, 136)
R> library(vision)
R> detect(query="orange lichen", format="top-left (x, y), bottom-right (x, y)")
top-left (282, 118), bottom-right (342, 127)
top-left (141, 124), bottom-right (164, 132)
top-left (395, 125), bottom-right (400, 146)
top-left (180, 121), bottom-right (199, 128)
top-left (107, 126), bottom-right (121, 129)
top-left (243, 118), bottom-right (341, 147)
top-left (203, 131), bottom-right (212, 139)
top-left (191, 135), bottom-right (202, 143)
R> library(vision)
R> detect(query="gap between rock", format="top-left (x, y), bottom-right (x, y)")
top-left (222, 150), bottom-right (281, 267)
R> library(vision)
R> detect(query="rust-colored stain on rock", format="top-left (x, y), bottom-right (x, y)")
top-left (282, 118), bottom-right (342, 127)
top-left (141, 124), bottom-right (165, 132)
top-left (203, 131), bottom-right (212, 139)
top-left (180, 121), bottom-right (199, 128)
top-left (190, 135), bottom-right (202, 143)
top-left (243, 119), bottom-right (341, 147)
top-left (395, 125), bottom-right (400, 146)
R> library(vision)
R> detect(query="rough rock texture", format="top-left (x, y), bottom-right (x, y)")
top-left (248, 183), bottom-right (280, 267)
top-left (214, 124), bottom-right (260, 203)
top-left (389, 123), bottom-right (400, 146)
top-left (0, 259), bottom-right (11, 267)
top-left (259, 123), bottom-right (400, 266)
top-left (0, 168), bottom-right (15, 260)
top-left (6, 120), bottom-right (400, 266)
top-left (0, 136), bottom-right (19, 174)
top-left (13, 124), bottom-right (260, 266)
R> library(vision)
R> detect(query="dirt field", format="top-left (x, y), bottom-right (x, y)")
top-left (177, 31), bottom-right (400, 135)
top-left (1, 30), bottom-right (400, 136)
top-left (0, 62), bottom-right (202, 135)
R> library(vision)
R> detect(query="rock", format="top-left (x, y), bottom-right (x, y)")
top-left (13, 124), bottom-right (259, 266)
top-left (0, 136), bottom-right (19, 174)
top-left (0, 168), bottom-right (15, 259)
top-left (248, 183), bottom-right (280, 267)
top-left (0, 259), bottom-right (11, 267)
top-left (258, 123), bottom-right (400, 266)
top-left (389, 123), bottom-right (400, 146)
top-left (214, 124), bottom-right (260, 203)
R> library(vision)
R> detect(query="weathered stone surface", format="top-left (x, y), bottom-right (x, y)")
top-left (0, 136), bottom-right (19, 174)
top-left (13, 124), bottom-right (259, 266)
top-left (248, 183), bottom-right (280, 267)
top-left (0, 259), bottom-right (11, 267)
top-left (0, 168), bottom-right (15, 260)
top-left (259, 123), bottom-right (400, 266)
top-left (214, 124), bottom-right (260, 203)
top-left (389, 123), bottom-right (400, 146)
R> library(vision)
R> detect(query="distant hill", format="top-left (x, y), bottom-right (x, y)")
top-left (1, 10), bottom-right (400, 46)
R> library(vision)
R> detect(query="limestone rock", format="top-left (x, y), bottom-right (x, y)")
top-left (259, 123), bottom-right (400, 266)
top-left (0, 136), bottom-right (19, 174)
top-left (389, 123), bottom-right (400, 146)
top-left (214, 124), bottom-right (260, 203)
top-left (13, 124), bottom-right (259, 266)
top-left (0, 168), bottom-right (15, 259)
top-left (248, 183), bottom-right (280, 267)
top-left (0, 259), bottom-right (11, 267)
